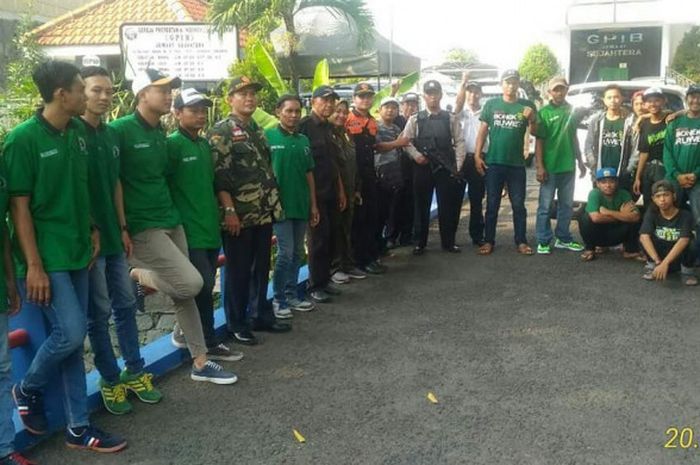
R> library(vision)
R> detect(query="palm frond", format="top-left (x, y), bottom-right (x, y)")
top-left (296, 0), bottom-right (375, 50)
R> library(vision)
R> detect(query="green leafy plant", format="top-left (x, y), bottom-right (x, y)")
top-left (370, 71), bottom-right (420, 116)
top-left (518, 43), bottom-right (560, 87)
top-left (312, 59), bottom-right (330, 90)
top-left (671, 26), bottom-right (700, 84)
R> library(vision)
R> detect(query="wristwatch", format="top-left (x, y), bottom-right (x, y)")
top-left (224, 206), bottom-right (237, 216)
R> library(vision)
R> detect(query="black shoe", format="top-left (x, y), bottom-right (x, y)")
top-left (309, 289), bottom-right (332, 303)
top-left (443, 245), bottom-right (461, 253)
top-left (324, 284), bottom-right (342, 296)
top-left (371, 260), bottom-right (388, 272)
top-left (65, 425), bottom-right (127, 453)
top-left (12, 384), bottom-right (47, 435)
top-left (361, 262), bottom-right (385, 274)
top-left (252, 322), bottom-right (292, 333)
top-left (231, 331), bottom-right (258, 346)
top-left (412, 246), bottom-right (425, 256)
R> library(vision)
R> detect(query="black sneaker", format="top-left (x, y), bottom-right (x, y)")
top-left (0, 452), bottom-right (37, 465)
top-left (12, 384), bottom-right (47, 435)
top-left (207, 344), bottom-right (244, 362)
top-left (231, 331), bottom-right (258, 346)
top-left (65, 425), bottom-right (127, 453)
top-left (323, 284), bottom-right (342, 296)
top-left (412, 246), bottom-right (425, 256)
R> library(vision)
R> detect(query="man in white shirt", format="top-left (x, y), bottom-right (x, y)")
top-left (454, 72), bottom-right (487, 246)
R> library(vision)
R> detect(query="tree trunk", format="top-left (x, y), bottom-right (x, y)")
top-left (282, 14), bottom-right (300, 92)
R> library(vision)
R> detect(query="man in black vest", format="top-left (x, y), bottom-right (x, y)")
top-left (401, 80), bottom-right (466, 255)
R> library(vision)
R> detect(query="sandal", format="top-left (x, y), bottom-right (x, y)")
top-left (478, 243), bottom-right (494, 255)
top-left (517, 243), bottom-right (533, 255)
top-left (594, 247), bottom-right (606, 254)
top-left (580, 250), bottom-right (596, 262)
top-left (623, 252), bottom-right (646, 262)
top-left (683, 274), bottom-right (698, 286)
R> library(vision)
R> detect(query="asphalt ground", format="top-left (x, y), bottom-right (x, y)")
top-left (29, 173), bottom-right (700, 465)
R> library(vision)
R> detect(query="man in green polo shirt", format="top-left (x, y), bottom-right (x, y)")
top-left (4, 60), bottom-right (126, 452)
top-left (110, 68), bottom-right (236, 385)
top-left (534, 76), bottom-right (586, 255)
top-left (79, 66), bottom-right (162, 416)
top-left (664, 84), bottom-right (700, 232)
top-left (168, 88), bottom-right (242, 363)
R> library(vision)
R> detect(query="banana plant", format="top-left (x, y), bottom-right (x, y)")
top-left (312, 59), bottom-right (330, 90)
top-left (370, 71), bottom-right (421, 116)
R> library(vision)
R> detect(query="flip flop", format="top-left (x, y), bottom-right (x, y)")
top-left (478, 243), bottom-right (493, 255)
top-left (683, 275), bottom-right (698, 286)
top-left (580, 250), bottom-right (596, 262)
top-left (517, 243), bottom-right (533, 255)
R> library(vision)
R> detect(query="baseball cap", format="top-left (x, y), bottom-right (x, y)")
top-left (354, 82), bottom-right (375, 96)
top-left (173, 88), bottom-right (213, 109)
top-left (687, 84), bottom-right (700, 96)
top-left (651, 179), bottom-right (675, 195)
top-left (501, 69), bottom-right (520, 82)
top-left (547, 76), bottom-right (569, 91)
top-left (595, 167), bottom-right (618, 180)
top-left (380, 97), bottom-right (399, 107)
top-left (132, 68), bottom-right (181, 96)
top-left (423, 80), bottom-right (442, 93)
top-left (312, 85), bottom-right (339, 99)
top-left (400, 92), bottom-right (419, 103)
top-left (465, 81), bottom-right (482, 92)
top-left (228, 75), bottom-right (263, 95)
top-left (642, 87), bottom-right (664, 101)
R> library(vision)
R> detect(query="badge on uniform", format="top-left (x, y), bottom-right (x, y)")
top-left (231, 126), bottom-right (247, 142)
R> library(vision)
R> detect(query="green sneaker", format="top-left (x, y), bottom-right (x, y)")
top-left (99, 379), bottom-right (132, 415)
top-left (554, 239), bottom-right (584, 252)
top-left (537, 243), bottom-right (551, 255)
top-left (120, 370), bottom-right (163, 404)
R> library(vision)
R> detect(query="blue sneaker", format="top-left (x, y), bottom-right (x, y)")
top-left (191, 361), bottom-right (238, 385)
top-left (12, 384), bottom-right (47, 435)
top-left (65, 425), bottom-right (127, 453)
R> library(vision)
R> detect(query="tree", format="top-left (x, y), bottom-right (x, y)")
top-left (444, 48), bottom-right (478, 66)
top-left (518, 43), bottom-right (560, 87)
top-left (672, 26), bottom-right (700, 84)
top-left (209, 0), bottom-right (375, 90)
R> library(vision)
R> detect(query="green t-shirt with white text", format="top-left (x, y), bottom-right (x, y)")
top-left (480, 97), bottom-right (536, 167)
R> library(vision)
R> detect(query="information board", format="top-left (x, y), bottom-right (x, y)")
top-left (120, 23), bottom-right (237, 82)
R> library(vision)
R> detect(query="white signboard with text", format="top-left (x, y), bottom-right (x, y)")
top-left (120, 23), bottom-right (237, 82)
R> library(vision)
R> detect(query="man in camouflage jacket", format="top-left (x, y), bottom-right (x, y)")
top-left (209, 76), bottom-right (291, 346)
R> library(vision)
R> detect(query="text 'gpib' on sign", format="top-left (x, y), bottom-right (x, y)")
top-left (120, 23), bottom-right (238, 82)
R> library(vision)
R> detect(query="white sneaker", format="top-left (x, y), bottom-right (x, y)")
top-left (331, 271), bottom-right (350, 284)
top-left (287, 297), bottom-right (315, 312)
top-left (272, 300), bottom-right (294, 319)
top-left (170, 327), bottom-right (187, 349)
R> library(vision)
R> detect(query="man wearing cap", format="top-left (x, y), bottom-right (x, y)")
top-left (299, 85), bottom-right (347, 302)
top-left (168, 88), bottom-right (242, 362)
top-left (393, 92), bottom-right (420, 246)
top-left (664, 84), bottom-right (700, 233)
top-left (633, 87), bottom-right (669, 206)
top-left (579, 167), bottom-right (641, 261)
top-left (474, 69), bottom-right (537, 255)
top-left (346, 82), bottom-right (387, 273)
top-left (454, 71), bottom-right (487, 246)
top-left (209, 76), bottom-right (291, 343)
top-left (534, 76), bottom-right (587, 255)
top-left (79, 66), bottom-right (162, 415)
top-left (112, 68), bottom-right (236, 384)
top-left (395, 92), bottom-right (419, 131)
top-left (639, 179), bottom-right (697, 285)
top-left (402, 79), bottom-right (466, 254)
top-left (376, 97), bottom-right (406, 251)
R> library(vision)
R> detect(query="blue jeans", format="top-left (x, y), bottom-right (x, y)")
top-left (87, 254), bottom-right (144, 385)
top-left (484, 164), bottom-right (528, 245)
top-left (273, 219), bottom-right (307, 305)
top-left (20, 270), bottom-right (89, 429)
top-left (535, 171), bottom-right (576, 245)
top-left (0, 313), bottom-right (15, 457)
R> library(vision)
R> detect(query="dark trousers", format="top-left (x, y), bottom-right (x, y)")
top-left (648, 236), bottom-right (695, 272)
top-left (352, 174), bottom-right (380, 267)
top-left (459, 154), bottom-right (485, 244)
top-left (578, 212), bottom-right (640, 253)
top-left (394, 156), bottom-right (415, 244)
top-left (639, 161), bottom-right (666, 207)
top-left (222, 224), bottom-right (274, 333)
top-left (484, 164), bottom-right (528, 245)
top-left (189, 248), bottom-right (219, 348)
top-left (332, 201), bottom-right (354, 272)
top-left (413, 163), bottom-right (435, 248)
top-left (434, 169), bottom-right (463, 249)
top-left (309, 195), bottom-right (335, 291)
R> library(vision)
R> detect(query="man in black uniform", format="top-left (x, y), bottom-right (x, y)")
top-left (393, 93), bottom-right (420, 246)
top-left (402, 80), bottom-right (466, 255)
top-left (299, 86), bottom-right (347, 303)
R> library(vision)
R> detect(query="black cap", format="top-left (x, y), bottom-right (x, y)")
top-left (423, 80), bottom-right (442, 93)
top-left (651, 179), bottom-right (675, 195)
top-left (353, 82), bottom-right (375, 96)
top-left (312, 85), bottom-right (339, 99)
top-left (687, 84), bottom-right (700, 96)
top-left (401, 92), bottom-right (419, 103)
top-left (228, 75), bottom-right (263, 95)
top-left (465, 81), bottom-right (482, 92)
top-left (501, 69), bottom-right (520, 81)
top-left (174, 88), bottom-right (213, 109)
